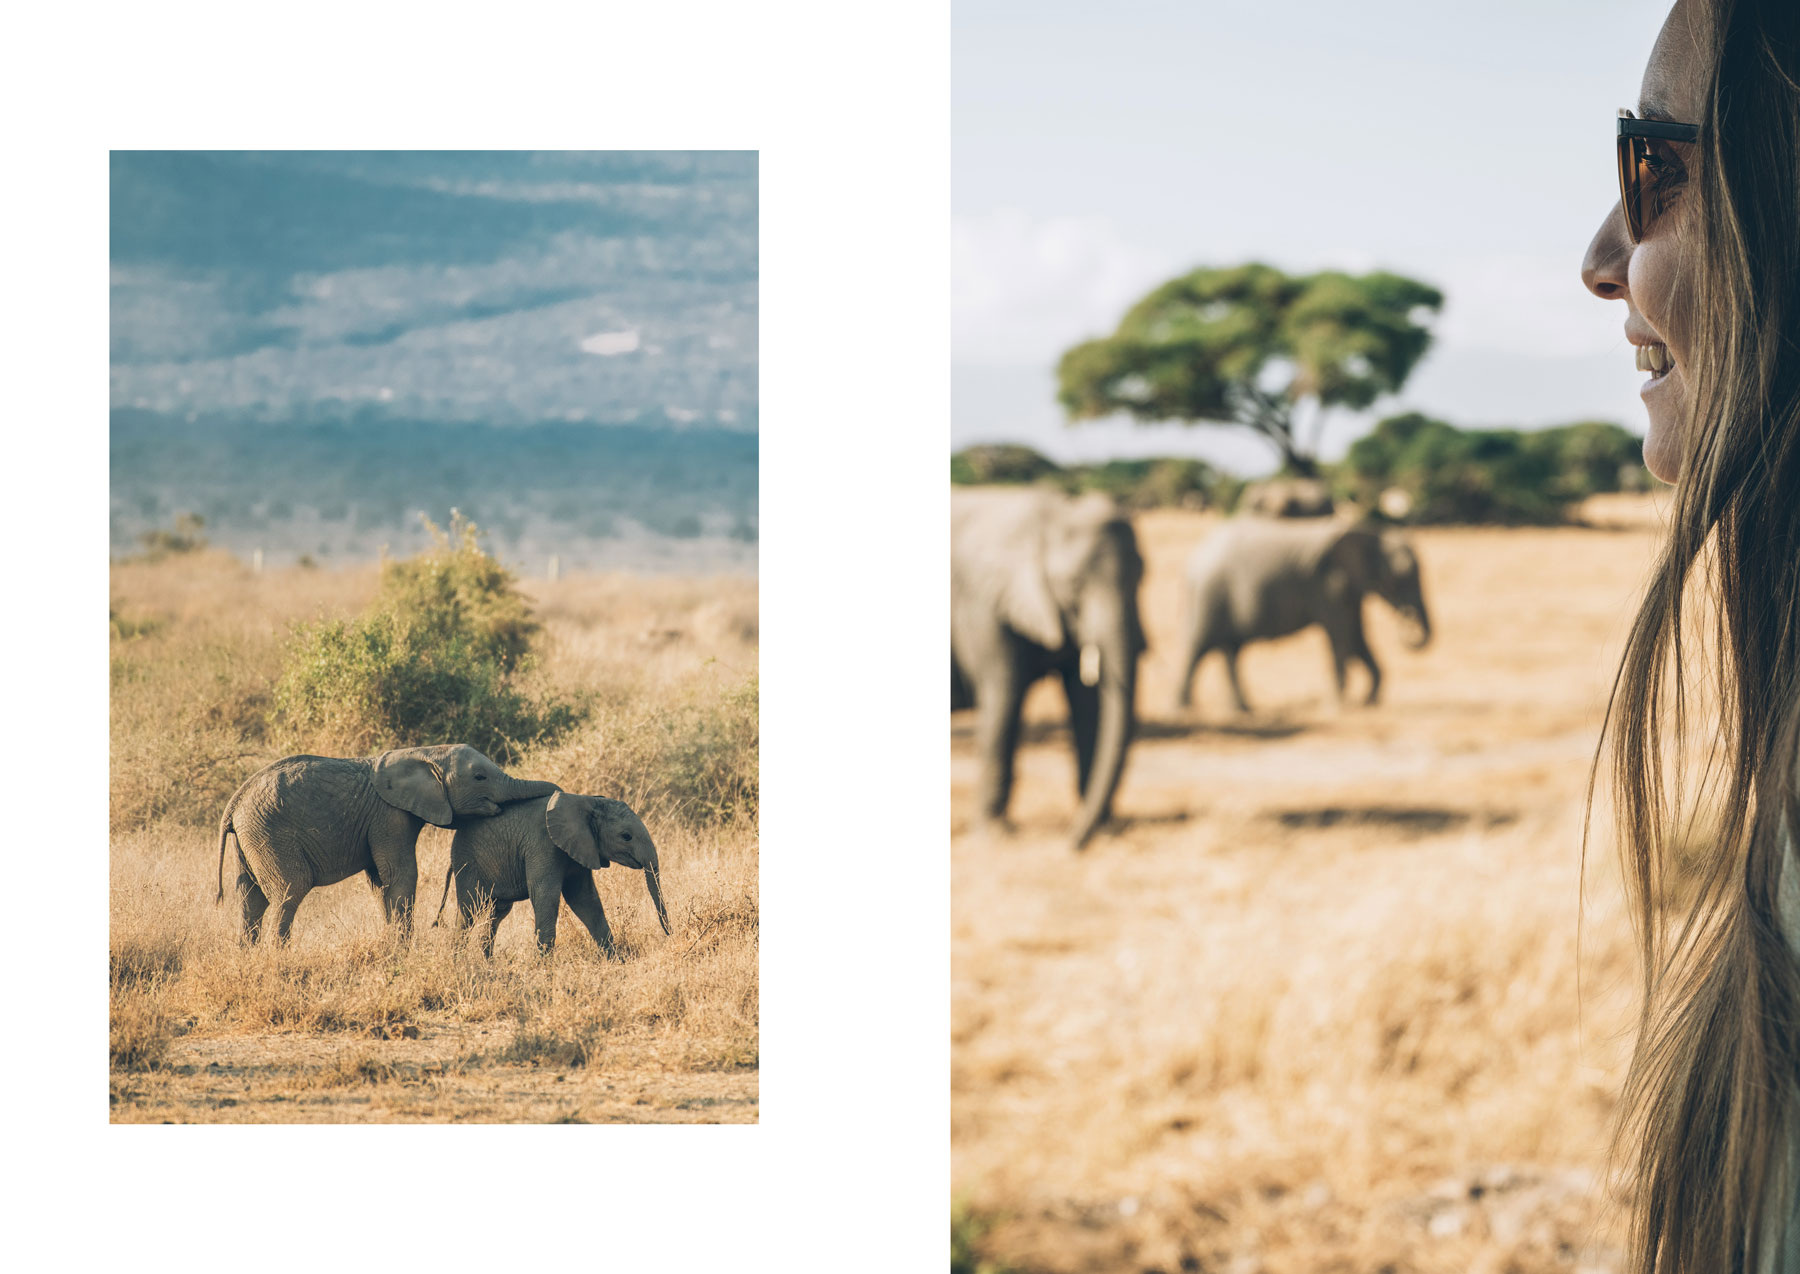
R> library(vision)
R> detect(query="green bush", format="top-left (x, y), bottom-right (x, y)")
top-left (952, 444), bottom-right (1063, 485)
top-left (951, 446), bottom-right (1239, 510)
top-left (374, 512), bottom-right (538, 671)
top-left (1343, 413), bottom-right (1648, 524)
top-left (134, 512), bottom-right (208, 559)
top-left (269, 515), bottom-right (581, 762)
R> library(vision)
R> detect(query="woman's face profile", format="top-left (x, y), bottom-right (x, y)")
top-left (1581, 0), bottom-right (1709, 484)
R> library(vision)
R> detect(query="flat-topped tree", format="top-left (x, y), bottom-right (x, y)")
top-left (1056, 263), bottom-right (1443, 478)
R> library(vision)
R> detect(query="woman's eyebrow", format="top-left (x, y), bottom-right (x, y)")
top-left (1637, 95), bottom-right (1680, 122)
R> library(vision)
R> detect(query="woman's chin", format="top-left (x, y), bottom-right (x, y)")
top-left (1641, 376), bottom-right (1686, 484)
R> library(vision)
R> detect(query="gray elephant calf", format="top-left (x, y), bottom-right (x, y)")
top-left (1174, 518), bottom-right (1431, 713)
top-left (433, 791), bottom-right (671, 957)
top-left (216, 744), bottom-right (560, 943)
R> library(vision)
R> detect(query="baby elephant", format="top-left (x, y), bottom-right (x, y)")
top-left (434, 791), bottom-right (671, 957)
top-left (1174, 517), bottom-right (1431, 713)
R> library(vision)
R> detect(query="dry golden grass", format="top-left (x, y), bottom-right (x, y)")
top-left (952, 497), bottom-right (1681, 1273)
top-left (109, 552), bottom-right (757, 1123)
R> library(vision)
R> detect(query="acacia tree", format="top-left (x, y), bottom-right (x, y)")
top-left (1057, 263), bottom-right (1443, 477)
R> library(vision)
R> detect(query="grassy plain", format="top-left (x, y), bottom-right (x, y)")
top-left (952, 495), bottom-right (1675, 1272)
top-left (110, 552), bottom-right (758, 1123)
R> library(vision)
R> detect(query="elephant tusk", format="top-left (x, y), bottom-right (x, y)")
top-left (1080, 643), bottom-right (1101, 687)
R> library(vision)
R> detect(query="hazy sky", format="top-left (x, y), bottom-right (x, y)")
top-left (954, 0), bottom-right (1668, 474)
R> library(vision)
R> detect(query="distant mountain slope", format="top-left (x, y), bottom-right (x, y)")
top-left (109, 151), bottom-right (757, 427)
top-left (111, 411), bottom-right (757, 574)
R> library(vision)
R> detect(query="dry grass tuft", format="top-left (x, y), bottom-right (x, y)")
top-left (110, 983), bottom-right (174, 1072)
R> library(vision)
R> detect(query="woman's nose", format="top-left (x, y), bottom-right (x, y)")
top-left (1582, 204), bottom-right (1631, 300)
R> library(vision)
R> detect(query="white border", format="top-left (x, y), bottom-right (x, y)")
top-left (9, 2), bottom-right (948, 1267)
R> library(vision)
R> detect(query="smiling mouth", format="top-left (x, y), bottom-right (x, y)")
top-left (1635, 342), bottom-right (1674, 381)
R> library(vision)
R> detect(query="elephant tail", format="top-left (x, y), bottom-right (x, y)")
top-left (431, 866), bottom-right (454, 928)
top-left (214, 813), bottom-right (234, 905)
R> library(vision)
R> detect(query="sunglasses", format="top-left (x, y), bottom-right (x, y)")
top-left (1617, 108), bottom-right (1701, 244)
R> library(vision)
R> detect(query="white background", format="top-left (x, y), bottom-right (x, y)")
top-left (5, 2), bottom-right (948, 1268)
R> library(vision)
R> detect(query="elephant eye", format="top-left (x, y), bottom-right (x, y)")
top-left (474, 773), bottom-right (487, 780)
top-left (620, 832), bottom-right (633, 841)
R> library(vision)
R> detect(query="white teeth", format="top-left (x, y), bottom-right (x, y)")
top-left (1636, 344), bottom-right (1671, 374)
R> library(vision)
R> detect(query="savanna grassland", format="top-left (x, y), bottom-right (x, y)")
top-left (110, 549), bottom-right (758, 1123)
top-left (952, 496), bottom-right (1682, 1273)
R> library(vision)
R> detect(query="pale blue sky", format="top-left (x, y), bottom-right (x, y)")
top-left (954, 0), bottom-right (1669, 474)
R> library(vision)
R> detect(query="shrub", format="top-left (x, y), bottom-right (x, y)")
top-left (1342, 413), bottom-right (1648, 524)
top-left (269, 514), bottom-right (581, 763)
top-left (374, 512), bottom-right (537, 671)
top-left (651, 675), bottom-right (759, 825)
top-left (952, 446), bottom-right (1239, 510)
top-left (134, 512), bottom-right (208, 559)
top-left (531, 673), bottom-right (759, 829)
top-left (271, 611), bottom-right (581, 764)
top-left (952, 444), bottom-right (1062, 485)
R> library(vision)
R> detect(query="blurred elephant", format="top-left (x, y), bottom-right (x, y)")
top-left (215, 745), bottom-right (560, 943)
top-left (1239, 476), bottom-right (1335, 518)
top-left (432, 791), bottom-right (670, 957)
top-left (951, 488), bottom-right (1145, 849)
top-left (1174, 518), bottom-right (1430, 712)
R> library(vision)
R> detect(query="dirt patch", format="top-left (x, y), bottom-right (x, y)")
top-left (110, 1020), bottom-right (757, 1124)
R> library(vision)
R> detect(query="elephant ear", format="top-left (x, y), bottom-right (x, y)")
top-left (998, 547), bottom-right (1066, 651)
top-left (1379, 531), bottom-right (1417, 581)
top-left (545, 791), bottom-right (608, 870)
top-left (374, 749), bottom-right (455, 826)
top-left (1318, 526), bottom-right (1374, 600)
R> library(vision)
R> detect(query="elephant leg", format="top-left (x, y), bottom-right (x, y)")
top-left (561, 872), bottom-right (618, 959)
top-left (264, 886), bottom-right (307, 945)
top-left (482, 901), bottom-right (512, 958)
top-left (973, 663), bottom-right (1027, 824)
top-left (1223, 646), bottom-right (1252, 714)
top-left (1352, 632), bottom-right (1382, 705)
top-left (529, 887), bottom-right (561, 955)
top-left (368, 826), bottom-right (420, 938)
top-left (1173, 594), bottom-right (1210, 710)
top-left (1174, 635), bottom-right (1208, 711)
top-left (236, 851), bottom-right (269, 944)
top-left (1061, 663), bottom-right (1099, 800)
top-left (1323, 626), bottom-right (1351, 702)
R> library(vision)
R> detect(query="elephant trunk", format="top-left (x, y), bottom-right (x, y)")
top-left (644, 866), bottom-right (671, 936)
top-left (1403, 590), bottom-right (1432, 649)
top-left (496, 776), bottom-right (562, 804)
top-left (1069, 651), bottom-right (1134, 851)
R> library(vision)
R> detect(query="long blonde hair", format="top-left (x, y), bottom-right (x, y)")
top-left (1598, 1), bottom-right (1800, 1269)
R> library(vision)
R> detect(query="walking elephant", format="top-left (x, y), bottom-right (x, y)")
top-left (215, 744), bottom-right (561, 943)
top-left (951, 488), bottom-right (1145, 850)
top-left (432, 791), bottom-right (670, 957)
top-left (1174, 518), bottom-right (1430, 713)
